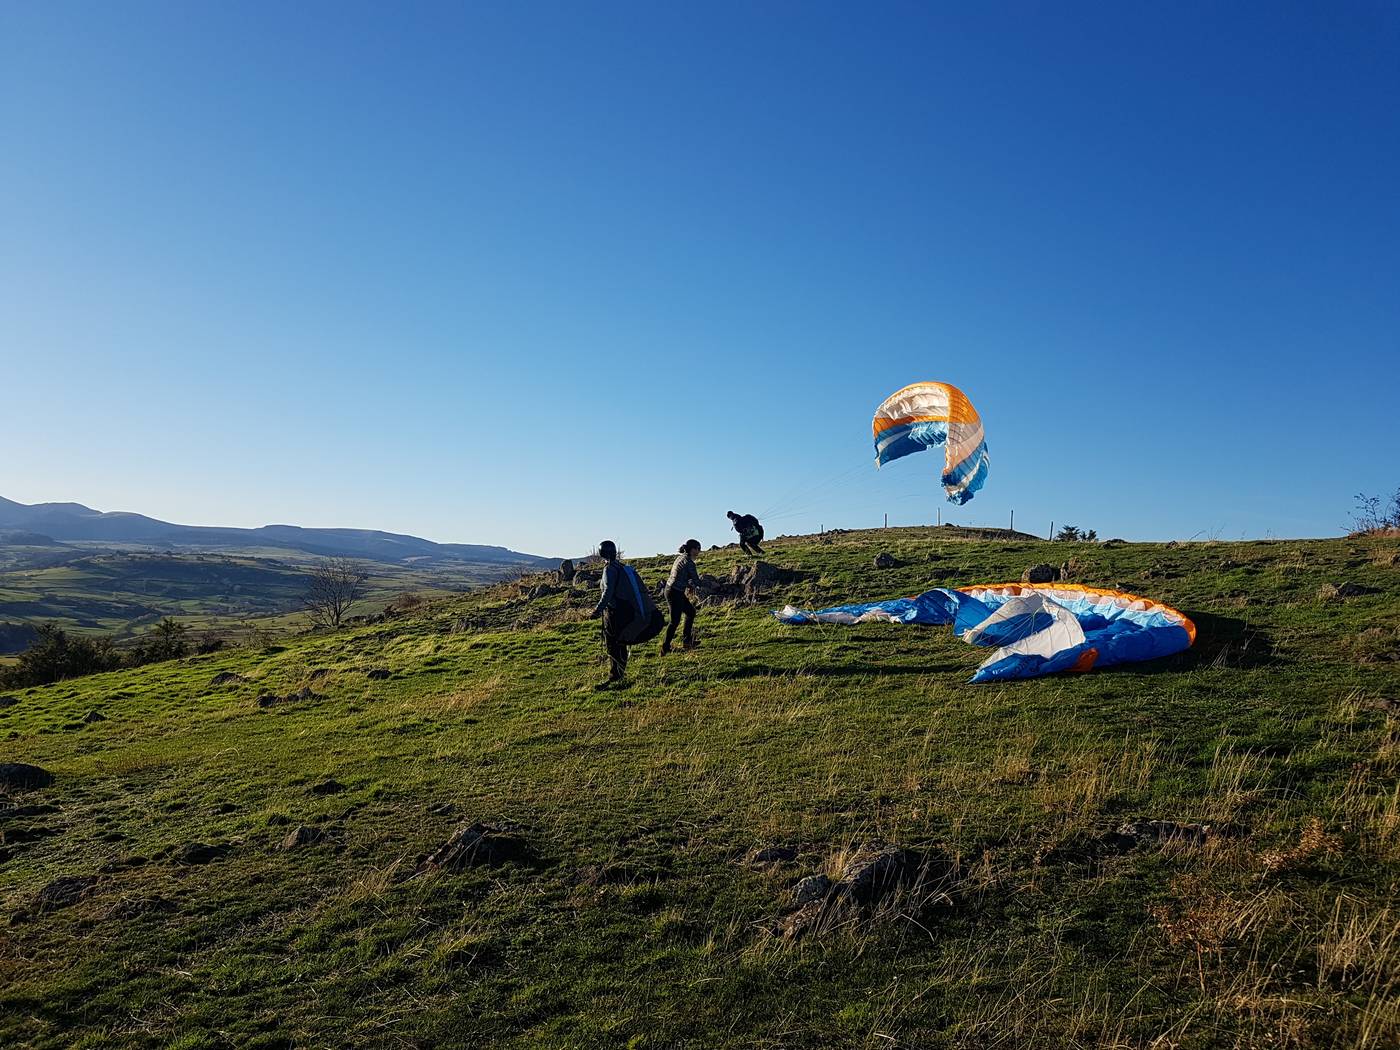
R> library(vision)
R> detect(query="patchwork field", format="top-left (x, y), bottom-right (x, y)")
top-left (0, 548), bottom-right (546, 650)
top-left (1, 530), bottom-right (1397, 1048)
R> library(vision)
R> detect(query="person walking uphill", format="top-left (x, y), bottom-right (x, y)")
top-left (588, 540), bottom-right (664, 688)
top-left (660, 539), bottom-right (702, 655)
top-left (727, 510), bottom-right (765, 556)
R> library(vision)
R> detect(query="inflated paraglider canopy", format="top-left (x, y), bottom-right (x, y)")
top-left (873, 381), bottom-right (990, 505)
top-left (775, 583), bottom-right (1196, 682)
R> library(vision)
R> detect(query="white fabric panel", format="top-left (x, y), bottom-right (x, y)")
top-left (972, 597), bottom-right (1087, 674)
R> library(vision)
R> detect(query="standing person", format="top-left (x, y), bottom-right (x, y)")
top-left (727, 510), bottom-right (765, 556)
top-left (588, 540), bottom-right (632, 685)
top-left (587, 540), bottom-right (663, 687)
top-left (660, 539), bottom-right (702, 655)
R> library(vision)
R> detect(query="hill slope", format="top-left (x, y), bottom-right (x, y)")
top-left (1, 530), bottom-right (1397, 1048)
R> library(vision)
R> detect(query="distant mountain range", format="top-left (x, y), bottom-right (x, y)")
top-left (0, 496), bottom-right (557, 569)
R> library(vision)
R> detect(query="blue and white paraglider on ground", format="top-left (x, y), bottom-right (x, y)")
top-left (775, 583), bottom-right (1196, 682)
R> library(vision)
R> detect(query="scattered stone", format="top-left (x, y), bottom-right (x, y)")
top-left (0, 695), bottom-right (19, 709)
top-left (838, 845), bottom-right (945, 904)
top-left (308, 668), bottom-right (332, 681)
top-left (81, 710), bottom-right (106, 724)
top-left (427, 801), bottom-right (456, 816)
top-left (1058, 558), bottom-right (1087, 580)
top-left (1022, 563), bottom-right (1058, 584)
top-left (791, 873), bottom-right (833, 905)
top-left (1319, 581), bottom-right (1371, 601)
top-left (170, 841), bottom-right (230, 866)
top-left (417, 821), bottom-right (529, 873)
top-left (0, 763), bottom-right (52, 790)
top-left (1098, 820), bottom-right (1248, 853)
top-left (31, 875), bottom-right (98, 913)
top-left (281, 825), bottom-right (325, 849)
top-left (209, 802), bottom-right (237, 815)
top-left (1165, 540), bottom-right (1181, 549)
top-left (1100, 538), bottom-right (1127, 548)
top-left (773, 843), bottom-right (955, 941)
top-left (746, 845), bottom-right (798, 866)
top-left (209, 672), bottom-right (244, 687)
top-left (266, 813), bottom-right (292, 826)
top-left (729, 560), bottom-right (781, 590)
top-left (365, 668), bottom-right (392, 681)
top-left (873, 552), bottom-right (896, 569)
top-left (309, 779), bottom-right (345, 796)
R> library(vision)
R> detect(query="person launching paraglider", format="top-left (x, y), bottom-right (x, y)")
top-left (727, 511), bottom-right (764, 556)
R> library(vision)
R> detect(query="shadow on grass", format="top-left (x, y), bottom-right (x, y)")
top-left (1131, 609), bottom-right (1277, 674)
top-left (710, 661), bottom-right (966, 680)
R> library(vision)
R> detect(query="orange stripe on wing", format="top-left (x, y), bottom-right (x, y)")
top-left (964, 582), bottom-right (1197, 646)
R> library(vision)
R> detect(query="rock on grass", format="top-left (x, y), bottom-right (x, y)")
top-left (417, 822), bottom-right (529, 873)
top-left (282, 825), bottom-right (325, 849)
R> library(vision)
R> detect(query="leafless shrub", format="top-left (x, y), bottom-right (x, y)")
top-left (304, 556), bottom-right (369, 629)
top-left (1350, 487), bottom-right (1400, 536)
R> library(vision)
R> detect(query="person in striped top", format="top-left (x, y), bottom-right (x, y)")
top-left (660, 539), bottom-right (702, 655)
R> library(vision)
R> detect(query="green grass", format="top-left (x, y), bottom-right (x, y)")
top-left (2, 531), bottom-right (1398, 1048)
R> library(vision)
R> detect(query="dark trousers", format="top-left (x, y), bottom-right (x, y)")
top-left (740, 536), bottom-right (764, 556)
top-left (602, 606), bottom-right (631, 680)
top-left (663, 588), bottom-right (696, 648)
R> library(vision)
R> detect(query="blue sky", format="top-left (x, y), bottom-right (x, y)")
top-left (3, 2), bottom-right (1397, 558)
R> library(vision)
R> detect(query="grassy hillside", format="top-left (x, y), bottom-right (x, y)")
top-left (1, 531), bottom-right (1397, 1048)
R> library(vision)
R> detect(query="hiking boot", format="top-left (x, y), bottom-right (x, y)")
top-left (682, 638), bottom-right (700, 650)
top-left (659, 642), bottom-right (672, 657)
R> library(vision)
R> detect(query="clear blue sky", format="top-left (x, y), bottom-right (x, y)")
top-left (3, 2), bottom-right (1397, 558)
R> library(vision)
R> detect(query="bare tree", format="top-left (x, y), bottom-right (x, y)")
top-left (304, 557), bottom-right (369, 628)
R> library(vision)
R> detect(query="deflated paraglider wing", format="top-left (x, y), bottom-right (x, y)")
top-left (774, 584), bottom-right (1195, 683)
top-left (872, 381), bottom-right (989, 505)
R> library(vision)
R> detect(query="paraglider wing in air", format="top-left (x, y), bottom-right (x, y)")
top-left (872, 381), bottom-right (989, 505)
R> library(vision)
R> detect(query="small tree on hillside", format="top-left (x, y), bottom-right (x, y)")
top-left (1054, 525), bottom-right (1098, 542)
top-left (305, 557), bottom-right (369, 629)
top-left (1351, 487), bottom-right (1400, 534)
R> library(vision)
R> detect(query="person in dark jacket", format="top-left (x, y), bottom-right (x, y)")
top-left (727, 510), bottom-right (765, 556)
top-left (588, 540), bottom-right (633, 685)
top-left (660, 539), bottom-right (702, 655)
